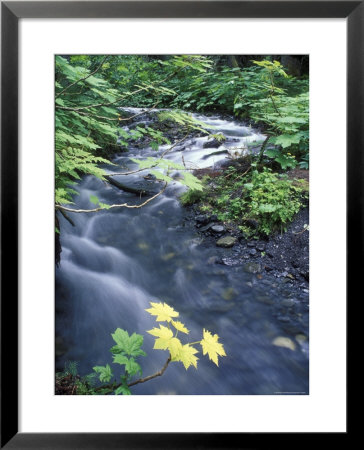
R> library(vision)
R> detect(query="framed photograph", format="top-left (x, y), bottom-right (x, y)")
top-left (1, 1), bottom-right (356, 447)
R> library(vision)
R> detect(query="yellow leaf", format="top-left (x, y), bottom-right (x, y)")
top-left (145, 302), bottom-right (179, 322)
top-left (171, 320), bottom-right (189, 334)
top-left (173, 344), bottom-right (199, 370)
top-left (200, 329), bottom-right (226, 366)
top-left (147, 325), bottom-right (182, 358)
top-left (147, 325), bottom-right (173, 345)
top-left (167, 337), bottom-right (183, 359)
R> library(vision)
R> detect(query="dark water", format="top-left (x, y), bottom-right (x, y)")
top-left (56, 110), bottom-right (309, 395)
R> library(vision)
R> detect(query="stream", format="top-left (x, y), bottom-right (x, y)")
top-left (56, 109), bottom-right (309, 395)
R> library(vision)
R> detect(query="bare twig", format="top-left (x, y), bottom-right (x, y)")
top-left (94, 354), bottom-right (172, 393)
top-left (128, 355), bottom-right (171, 388)
top-left (55, 183), bottom-right (167, 214)
top-left (257, 135), bottom-right (271, 164)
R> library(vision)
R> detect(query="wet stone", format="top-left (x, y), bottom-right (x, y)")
top-left (207, 256), bottom-right (220, 265)
top-left (221, 257), bottom-right (241, 266)
top-left (211, 225), bottom-right (225, 234)
top-left (222, 287), bottom-right (237, 301)
top-left (255, 294), bottom-right (274, 305)
top-left (280, 298), bottom-right (296, 308)
top-left (195, 214), bottom-right (210, 226)
top-left (272, 336), bottom-right (296, 351)
top-left (216, 236), bottom-right (237, 248)
top-left (200, 223), bottom-right (213, 232)
top-left (203, 138), bottom-right (222, 149)
top-left (277, 315), bottom-right (291, 323)
top-left (295, 334), bottom-right (308, 343)
top-left (243, 262), bottom-right (261, 274)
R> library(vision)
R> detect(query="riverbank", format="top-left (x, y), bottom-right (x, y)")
top-left (183, 202), bottom-right (309, 291)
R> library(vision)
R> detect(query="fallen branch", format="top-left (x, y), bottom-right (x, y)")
top-left (55, 183), bottom-right (167, 214)
top-left (59, 209), bottom-right (76, 226)
top-left (105, 175), bottom-right (149, 196)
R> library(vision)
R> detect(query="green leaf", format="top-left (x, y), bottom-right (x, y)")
top-left (93, 364), bottom-right (113, 383)
top-left (111, 329), bottom-right (146, 357)
top-left (273, 133), bottom-right (301, 148)
top-left (89, 195), bottom-right (99, 205)
top-left (115, 384), bottom-right (131, 395)
top-left (259, 204), bottom-right (277, 213)
top-left (125, 358), bottom-right (142, 377)
top-left (113, 354), bottom-right (129, 365)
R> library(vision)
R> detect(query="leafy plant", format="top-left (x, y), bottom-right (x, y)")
top-left (179, 188), bottom-right (206, 206)
top-left (146, 302), bottom-right (226, 368)
top-left (56, 302), bottom-right (226, 395)
top-left (201, 167), bottom-right (306, 235)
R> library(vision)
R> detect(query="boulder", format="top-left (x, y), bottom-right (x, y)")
top-left (203, 138), bottom-right (222, 149)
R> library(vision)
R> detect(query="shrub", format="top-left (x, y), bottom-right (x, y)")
top-left (208, 167), bottom-right (306, 235)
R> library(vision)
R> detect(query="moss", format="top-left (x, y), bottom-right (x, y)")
top-left (179, 189), bottom-right (205, 206)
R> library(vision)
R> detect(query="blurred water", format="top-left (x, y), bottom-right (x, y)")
top-left (56, 110), bottom-right (309, 395)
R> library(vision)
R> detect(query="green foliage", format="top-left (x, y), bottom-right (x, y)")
top-left (55, 55), bottom-right (308, 211)
top-left (157, 110), bottom-right (211, 134)
top-left (246, 169), bottom-right (304, 234)
top-left (246, 61), bottom-right (308, 168)
top-left (110, 328), bottom-right (147, 358)
top-left (179, 188), bottom-right (205, 206)
top-left (55, 55), bottom-right (215, 212)
top-left (203, 167), bottom-right (306, 235)
top-left (93, 364), bottom-right (113, 383)
top-left (55, 56), bottom-right (121, 205)
top-left (154, 56), bottom-right (309, 167)
top-left (130, 157), bottom-right (203, 191)
top-left (63, 360), bottom-right (78, 377)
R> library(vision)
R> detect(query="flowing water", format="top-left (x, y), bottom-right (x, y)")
top-left (56, 109), bottom-right (309, 395)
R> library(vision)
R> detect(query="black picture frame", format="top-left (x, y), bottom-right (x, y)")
top-left (1, 1), bottom-right (357, 448)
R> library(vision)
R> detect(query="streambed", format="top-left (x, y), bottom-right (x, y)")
top-left (56, 109), bottom-right (309, 395)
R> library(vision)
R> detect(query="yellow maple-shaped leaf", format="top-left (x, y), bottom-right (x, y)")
top-left (167, 337), bottom-right (183, 359)
top-left (200, 329), bottom-right (226, 366)
top-left (145, 302), bottom-right (179, 322)
top-left (171, 320), bottom-right (189, 334)
top-left (147, 325), bottom-right (182, 359)
top-left (173, 344), bottom-right (199, 370)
